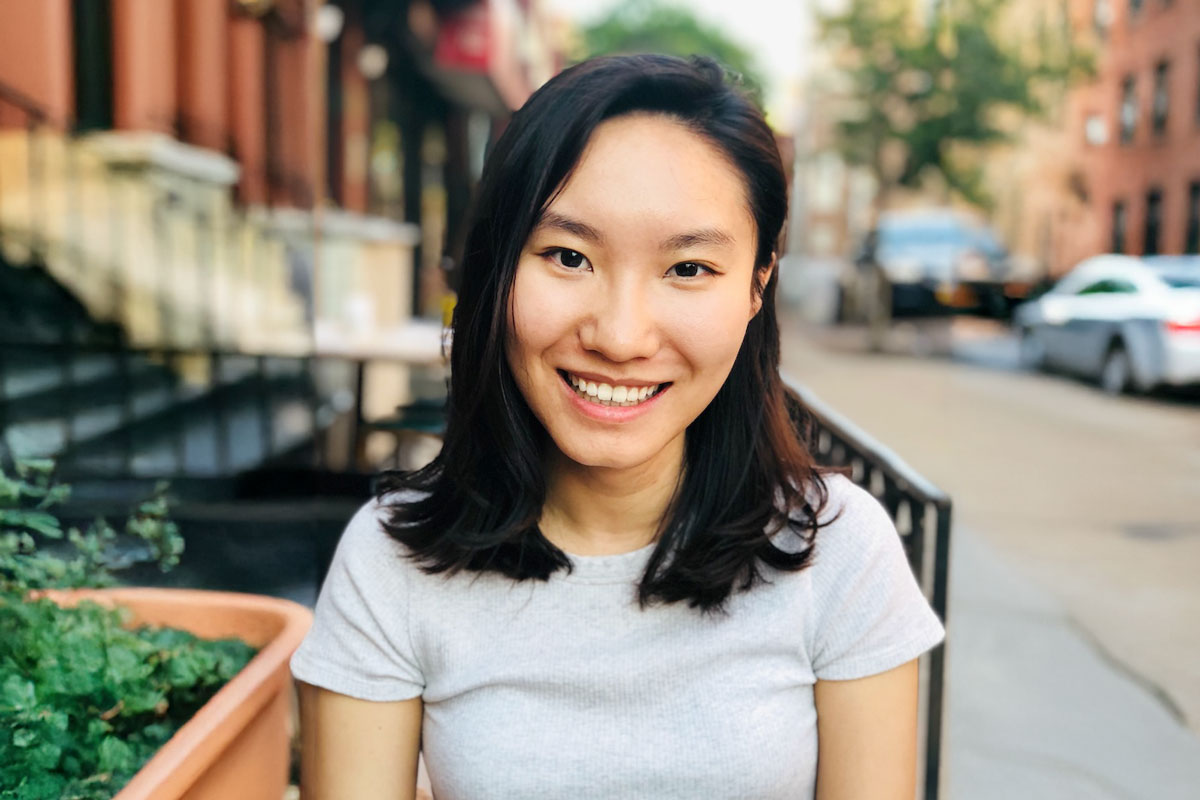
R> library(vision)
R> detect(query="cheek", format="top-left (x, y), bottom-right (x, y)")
top-left (507, 265), bottom-right (574, 372)
top-left (662, 291), bottom-right (753, 369)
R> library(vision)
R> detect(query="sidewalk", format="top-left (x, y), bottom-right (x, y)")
top-left (945, 524), bottom-right (1200, 799)
top-left (776, 311), bottom-right (1200, 797)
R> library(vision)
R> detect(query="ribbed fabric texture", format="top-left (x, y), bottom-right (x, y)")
top-left (290, 474), bottom-right (945, 799)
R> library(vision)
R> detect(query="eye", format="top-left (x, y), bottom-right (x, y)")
top-left (544, 248), bottom-right (591, 271)
top-left (666, 262), bottom-right (714, 278)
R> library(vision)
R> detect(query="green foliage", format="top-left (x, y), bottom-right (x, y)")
top-left (579, 0), bottom-right (766, 104)
top-left (0, 460), bottom-right (256, 800)
top-left (820, 0), bottom-right (1092, 209)
top-left (0, 460), bottom-right (184, 594)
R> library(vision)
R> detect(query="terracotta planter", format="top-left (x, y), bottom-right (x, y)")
top-left (46, 588), bottom-right (313, 800)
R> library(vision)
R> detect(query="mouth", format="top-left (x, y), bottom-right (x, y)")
top-left (557, 370), bottom-right (669, 408)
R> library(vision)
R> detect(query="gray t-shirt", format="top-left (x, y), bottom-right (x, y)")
top-left (290, 474), bottom-right (945, 799)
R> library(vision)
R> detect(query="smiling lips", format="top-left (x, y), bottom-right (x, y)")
top-left (560, 370), bottom-right (667, 408)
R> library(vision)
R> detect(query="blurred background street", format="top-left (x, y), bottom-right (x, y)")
top-left (780, 311), bottom-right (1200, 797)
top-left (1, 0), bottom-right (1198, 798)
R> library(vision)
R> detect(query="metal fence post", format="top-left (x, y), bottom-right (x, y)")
top-left (784, 376), bottom-right (952, 800)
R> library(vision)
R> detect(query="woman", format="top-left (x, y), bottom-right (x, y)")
top-left (291, 54), bottom-right (945, 799)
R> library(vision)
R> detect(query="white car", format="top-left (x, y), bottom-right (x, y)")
top-left (1013, 255), bottom-right (1200, 393)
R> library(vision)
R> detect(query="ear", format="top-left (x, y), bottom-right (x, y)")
top-left (750, 253), bottom-right (776, 318)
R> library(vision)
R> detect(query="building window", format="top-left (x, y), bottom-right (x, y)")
top-left (1144, 189), bottom-right (1163, 255)
top-left (1112, 200), bottom-right (1127, 253)
top-left (73, 0), bottom-right (113, 131)
top-left (1093, 0), bottom-right (1113, 34)
top-left (1186, 181), bottom-right (1200, 254)
top-left (1152, 61), bottom-right (1170, 135)
top-left (1120, 75), bottom-right (1138, 143)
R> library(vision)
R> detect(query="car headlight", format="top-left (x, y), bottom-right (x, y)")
top-left (956, 252), bottom-right (989, 281)
top-left (884, 258), bottom-right (924, 283)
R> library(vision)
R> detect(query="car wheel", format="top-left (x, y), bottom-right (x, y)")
top-left (862, 266), bottom-right (892, 352)
top-left (1018, 328), bottom-right (1045, 371)
top-left (983, 289), bottom-right (1007, 319)
top-left (1100, 343), bottom-right (1132, 395)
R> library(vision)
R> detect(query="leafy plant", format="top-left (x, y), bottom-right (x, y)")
top-left (0, 459), bottom-right (257, 800)
top-left (578, 0), bottom-right (766, 103)
top-left (819, 0), bottom-right (1093, 211)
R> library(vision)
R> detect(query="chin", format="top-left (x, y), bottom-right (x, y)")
top-left (553, 436), bottom-right (660, 472)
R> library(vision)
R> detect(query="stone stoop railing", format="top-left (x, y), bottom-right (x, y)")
top-left (0, 83), bottom-right (443, 480)
top-left (0, 125), bottom-right (427, 358)
top-left (0, 130), bottom-right (303, 354)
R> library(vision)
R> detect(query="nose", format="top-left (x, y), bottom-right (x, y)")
top-left (577, 276), bottom-right (660, 362)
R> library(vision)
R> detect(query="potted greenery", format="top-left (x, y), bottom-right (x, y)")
top-left (0, 459), bottom-right (312, 800)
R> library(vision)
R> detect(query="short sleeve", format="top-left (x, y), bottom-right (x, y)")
top-left (807, 477), bottom-right (945, 680)
top-left (289, 496), bottom-right (425, 700)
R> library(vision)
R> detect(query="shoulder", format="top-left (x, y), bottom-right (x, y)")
top-left (329, 489), bottom-right (426, 580)
top-left (773, 473), bottom-right (897, 560)
top-left (798, 475), bottom-right (944, 678)
top-left (292, 490), bottom-right (430, 700)
top-left (809, 473), bottom-right (901, 565)
top-left (339, 493), bottom-right (399, 550)
top-left (811, 472), bottom-right (889, 521)
top-left (801, 474), bottom-right (934, 635)
top-left (772, 472), bottom-right (912, 602)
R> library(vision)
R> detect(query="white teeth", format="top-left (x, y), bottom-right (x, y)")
top-left (565, 373), bottom-right (661, 407)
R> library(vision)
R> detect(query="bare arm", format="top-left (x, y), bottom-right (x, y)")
top-left (298, 681), bottom-right (423, 800)
top-left (813, 658), bottom-right (920, 800)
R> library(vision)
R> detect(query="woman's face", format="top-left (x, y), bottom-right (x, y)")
top-left (506, 113), bottom-right (764, 474)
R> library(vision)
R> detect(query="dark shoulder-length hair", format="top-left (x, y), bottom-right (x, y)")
top-left (374, 53), bottom-right (840, 613)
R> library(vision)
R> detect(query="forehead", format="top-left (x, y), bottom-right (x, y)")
top-left (544, 114), bottom-right (755, 241)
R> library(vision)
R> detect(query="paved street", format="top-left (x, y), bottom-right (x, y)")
top-left (779, 312), bottom-right (1200, 797)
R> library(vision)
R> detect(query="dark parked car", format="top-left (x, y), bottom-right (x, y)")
top-left (850, 209), bottom-right (1029, 319)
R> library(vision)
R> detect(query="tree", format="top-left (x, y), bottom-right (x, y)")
top-left (820, 0), bottom-right (1089, 212)
top-left (578, 0), bottom-right (766, 103)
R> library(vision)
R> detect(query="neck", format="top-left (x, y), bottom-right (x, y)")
top-left (540, 438), bottom-right (684, 556)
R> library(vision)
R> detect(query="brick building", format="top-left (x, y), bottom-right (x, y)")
top-left (919, 0), bottom-right (1200, 278)
top-left (796, 0), bottom-right (1200, 280)
top-left (0, 0), bottom-right (561, 468)
top-left (0, 0), bottom-right (561, 323)
top-left (1079, 0), bottom-right (1200, 259)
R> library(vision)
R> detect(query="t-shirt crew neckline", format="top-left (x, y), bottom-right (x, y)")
top-left (560, 540), bottom-right (657, 584)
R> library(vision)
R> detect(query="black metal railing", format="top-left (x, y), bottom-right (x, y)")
top-left (786, 377), bottom-right (951, 800)
top-left (0, 336), bottom-right (422, 479)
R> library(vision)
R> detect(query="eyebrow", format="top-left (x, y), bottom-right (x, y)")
top-left (535, 211), bottom-right (735, 252)
top-left (661, 228), bottom-right (735, 251)
top-left (535, 211), bottom-right (606, 245)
